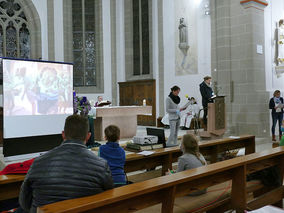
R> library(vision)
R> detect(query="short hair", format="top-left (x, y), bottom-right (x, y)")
top-left (190, 97), bottom-right (197, 104)
top-left (273, 90), bottom-right (281, 97)
top-left (105, 125), bottom-right (120, 142)
top-left (171, 85), bottom-right (180, 92)
top-left (64, 115), bottom-right (89, 141)
top-left (203, 76), bottom-right (211, 81)
top-left (280, 19), bottom-right (284, 26)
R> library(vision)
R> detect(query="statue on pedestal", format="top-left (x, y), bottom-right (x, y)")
top-left (278, 19), bottom-right (284, 64)
top-left (178, 18), bottom-right (190, 69)
top-left (276, 19), bottom-right (284, 77)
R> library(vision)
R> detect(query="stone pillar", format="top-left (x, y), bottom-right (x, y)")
top-left (211, 0), bottom-right (270, 137)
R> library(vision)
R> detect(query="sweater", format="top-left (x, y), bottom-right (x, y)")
top-left (99, 142), bottom-right (126, 184)
top-left (280, 135), bottom-right (284, 146)
top-left (177, 153), bottom-right (207, 196)
top-left (177, 153), bottom-right (207, 172)
top-left (166, 97), bottom-right (190, 121)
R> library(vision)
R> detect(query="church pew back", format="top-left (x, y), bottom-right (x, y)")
top-left (0, 135), bottom-right (255, 202)
top-left (38, 146), bottom-right (284, 213)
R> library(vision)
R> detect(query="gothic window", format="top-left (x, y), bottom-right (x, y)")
top-left (72, 0), bottom-right (96, 87)
top-left (132, 0), bottom-right (150, 76)
top-left (0, 0), bottom-right (31, 58)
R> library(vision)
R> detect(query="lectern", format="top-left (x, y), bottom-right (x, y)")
top-left (201, 96), bottom-right (226, 137)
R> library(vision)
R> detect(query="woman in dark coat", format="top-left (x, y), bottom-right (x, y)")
top-left (269, 90), bottom-right (284, 141)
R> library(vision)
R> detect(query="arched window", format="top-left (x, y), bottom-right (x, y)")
top-left (72, 0), bottom-right (96, 87)
top-left (0, 0), bottom-right (31, 58)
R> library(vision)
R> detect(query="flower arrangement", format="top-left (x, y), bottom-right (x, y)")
top-left (73, 95), bottom-right (91, 116)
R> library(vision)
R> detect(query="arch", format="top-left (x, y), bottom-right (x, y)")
top-left (20, 0), bottom-right (41, 59)
top-left (0, 0), bottom-right (41, 59)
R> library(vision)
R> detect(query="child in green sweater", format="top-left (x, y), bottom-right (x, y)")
top-left (280, 120), bottom-right (284, 146)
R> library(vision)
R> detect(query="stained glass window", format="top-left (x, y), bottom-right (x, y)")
top-left (132, 0), bottom-right (150, 76)
top-left (72, 0), bottom-right (96, 86)
top-left (19, 23), bottom-right (30, 58)
top-left (6, 21), bottom-right (17, 57)
top-left (0, 0), bottom-right (30, 58)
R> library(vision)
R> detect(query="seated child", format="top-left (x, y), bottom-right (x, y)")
top-left (99, 125), bottom-right (126, 187)
top-left (177, 133), bottom-right (207, 195)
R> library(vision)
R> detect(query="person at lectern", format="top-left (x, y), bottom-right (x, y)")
top-left (19, 115), bottom-right (113, 213)
top-left (199, 76), bottom-right (214, 130)
top-left (165, 86), bottom-right (189, 147)
top-left (94, 95), bottom-right (103, 107)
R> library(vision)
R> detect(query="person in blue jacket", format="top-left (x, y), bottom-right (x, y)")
top-left (99, 125), bottom-right (126, 187)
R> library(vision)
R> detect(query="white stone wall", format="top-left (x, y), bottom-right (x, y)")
top-left (264, 0), bottom-right (284, 136)
top-left (162, 0), bottom-right (211, 108)
top-left (54, 0), bottom-right (64, 61)
top-left (32, 0), bottom-right (48, 60)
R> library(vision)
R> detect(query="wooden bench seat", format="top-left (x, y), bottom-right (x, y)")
top-left (38, 147), bottom-right (284, 213)
top-left (136, 180), bottom-right (263, 213)
top-left (127, 166), bottom-right (263, 212)
top-left (0, 135), bottom-right (255, 203)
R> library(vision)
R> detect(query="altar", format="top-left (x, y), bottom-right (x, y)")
top-left (93, 106), bottom-right (152, 141)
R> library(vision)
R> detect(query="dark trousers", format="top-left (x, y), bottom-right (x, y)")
top-left (271, 112), bottom-right (283, 135)
top-left (86, 116), bottom-right (95, 147)
top-left (203, 106), bottom-right (208, 127)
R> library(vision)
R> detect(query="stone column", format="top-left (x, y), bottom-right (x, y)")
top-left (211, 0), bottom-right (270, 137)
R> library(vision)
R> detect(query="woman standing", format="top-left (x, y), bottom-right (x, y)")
top-left (269, 90), bottom-right (284, 141)
top-left (165, 86), bottom-right (189, 147)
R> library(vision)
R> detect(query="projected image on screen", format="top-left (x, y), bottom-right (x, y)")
top-left (3, 58), bottom-right (73, 139)
top-left (3, 60), bottom-right (73, 116)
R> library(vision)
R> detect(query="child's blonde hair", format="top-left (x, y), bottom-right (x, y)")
top-left (182, 134), bottom-right (205, 165)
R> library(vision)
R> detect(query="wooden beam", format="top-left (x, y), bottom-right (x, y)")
top-left (231, 166), bottom-right (247, 212)
top-left (162, 186), bottom-right (176, 213)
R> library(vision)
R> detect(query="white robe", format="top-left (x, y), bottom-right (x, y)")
top-left (180, 104), bottom-right (200, 128)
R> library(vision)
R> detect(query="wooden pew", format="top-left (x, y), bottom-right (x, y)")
top-left (37, 146), bottom-right (284, 213)
top-left (126, 135), bottom-right (255, 175)
top-left (0, 174), bottom-right (24, 201)
top-left (0, 135), bottom-right (255, 201)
